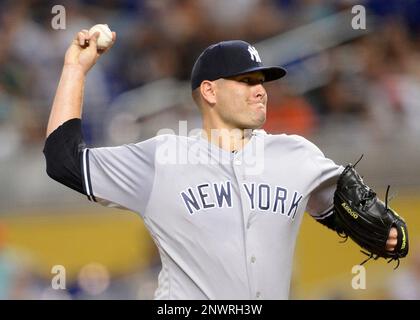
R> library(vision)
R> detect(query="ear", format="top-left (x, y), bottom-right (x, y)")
top-left (200, 80), bottom-right (217, 105)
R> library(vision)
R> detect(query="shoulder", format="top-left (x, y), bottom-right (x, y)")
top-left (148, 134), bottom-right (199, 146)
top-left (132, 133), bottom-right (190, 146)
top-left (259, 130), bottom-right (324, 156)
top-left (131, 134), bottom-right (200, 154)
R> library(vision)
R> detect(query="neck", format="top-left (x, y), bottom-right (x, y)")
top-left (202, 120), bottom-right (253, 152)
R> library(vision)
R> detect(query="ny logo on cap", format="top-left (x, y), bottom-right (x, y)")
top-left (248, 45), bottom-right (261, 63)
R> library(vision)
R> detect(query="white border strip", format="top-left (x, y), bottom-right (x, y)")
top-left (82, 149), bottom-right (92, 201)
top-left (313, 204), bottom-right (334, 220)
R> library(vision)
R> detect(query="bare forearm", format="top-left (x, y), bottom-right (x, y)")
top-left (46, 65), bottom-right (86, 137)
top-left (45, 28), bottom-right (115, 137)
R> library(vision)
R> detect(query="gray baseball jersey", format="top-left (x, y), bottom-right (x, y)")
top-left (81, 129), bottom-right (343, 299)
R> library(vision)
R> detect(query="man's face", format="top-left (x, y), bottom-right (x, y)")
top-left (214, 71), bottom-right (267, 130)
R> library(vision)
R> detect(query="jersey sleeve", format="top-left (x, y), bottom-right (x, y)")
top-left (299, 137), bottom-right (344, 220)
top-left (82, 138), bottom-right (157, 216)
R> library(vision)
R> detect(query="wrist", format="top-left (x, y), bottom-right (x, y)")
top-left (62, 64), bottom-right (87, 77)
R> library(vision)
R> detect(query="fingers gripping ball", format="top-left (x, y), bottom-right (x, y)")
top-left (88, 24), bottom-right (113, 50)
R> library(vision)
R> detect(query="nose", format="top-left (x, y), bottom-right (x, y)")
top-left (254, 84), bottom-right (266, 101)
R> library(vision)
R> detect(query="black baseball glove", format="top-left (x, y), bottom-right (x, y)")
top-left (333, 162), bottom-right (409, 267)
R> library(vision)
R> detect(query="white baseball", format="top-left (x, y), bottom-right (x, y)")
top-left (88, 24), bottom-right (113, 50)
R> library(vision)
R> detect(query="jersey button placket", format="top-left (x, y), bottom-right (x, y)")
top-left (250, 255), bottom-right (260, 298)
top-left (232, 153), bottom-right (254, 298)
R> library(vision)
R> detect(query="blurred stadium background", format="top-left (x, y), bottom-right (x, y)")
top-left (1, 0), bottom-right (420, 299)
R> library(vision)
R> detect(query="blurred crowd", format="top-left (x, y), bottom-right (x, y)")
top-left (0, 0), bottom-right (420, 150)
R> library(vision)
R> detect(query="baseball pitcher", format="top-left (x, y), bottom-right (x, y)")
top-left (43, 30), bottom-right (408, 299)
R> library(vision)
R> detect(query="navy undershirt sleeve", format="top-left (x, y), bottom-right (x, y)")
top-left (43, 118), bottom-right (86, 194)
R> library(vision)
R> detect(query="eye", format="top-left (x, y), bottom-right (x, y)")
top-left (240, 78), bottom-right (264, 85)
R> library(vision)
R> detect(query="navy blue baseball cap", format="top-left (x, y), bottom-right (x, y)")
top-left (191, 40), bottom-right (287, 90)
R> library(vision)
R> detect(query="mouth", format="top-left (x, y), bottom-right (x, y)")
top-left (253, 102), bottom-right (266, 110)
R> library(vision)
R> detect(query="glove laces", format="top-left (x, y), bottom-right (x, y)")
top-left (359, 250), bottom-right (401, 269)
